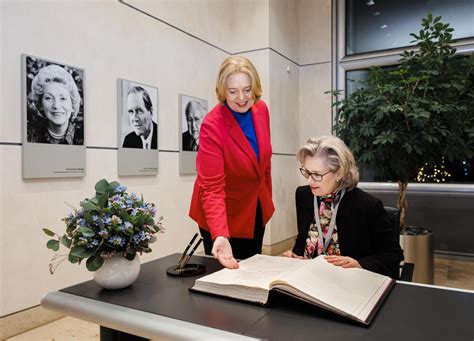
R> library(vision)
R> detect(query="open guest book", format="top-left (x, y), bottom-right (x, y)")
top-left (191, 254), bottom-right (394, 325)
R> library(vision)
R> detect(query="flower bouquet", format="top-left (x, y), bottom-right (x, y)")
top-left (43, 179), bottom-right (163, 273)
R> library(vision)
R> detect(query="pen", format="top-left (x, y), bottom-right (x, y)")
top-left (178, 238), bottom-right (203, 269)
top-left (177, 233), bottom-right (198, 268)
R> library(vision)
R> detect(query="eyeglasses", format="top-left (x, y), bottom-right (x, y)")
top-left (299, 167), bottom-right (332, 182)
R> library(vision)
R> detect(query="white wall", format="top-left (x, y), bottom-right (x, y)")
top-left (264, 0), bottom-right (333, 244)
top-left (0, 0), bottom-right (332, 316)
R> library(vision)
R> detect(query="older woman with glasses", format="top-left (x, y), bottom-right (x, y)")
top-left (283, 135), bottom-right (403, 279)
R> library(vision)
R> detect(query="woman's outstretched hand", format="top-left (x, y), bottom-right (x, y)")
top-left (282, 250), bottom-right (303, 259)
top-left (324, 255), bottom-right (361, 268)
top-left (212, 236), bottom-right (239, 269)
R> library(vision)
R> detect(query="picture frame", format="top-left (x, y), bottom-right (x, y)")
top-left (179, 94), bottom-right (207, 175)
top-left (22, 54), bottom-right (86, 178)
top-left (117, 79), bottom-right (159, 176)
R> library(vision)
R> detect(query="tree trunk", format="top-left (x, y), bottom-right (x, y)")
top-left (397, 181), bottom-right (408, 230)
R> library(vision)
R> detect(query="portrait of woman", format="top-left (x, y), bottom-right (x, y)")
top-left (26, 56), bottom-right (84, 145)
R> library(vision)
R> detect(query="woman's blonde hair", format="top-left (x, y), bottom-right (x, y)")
top-left (215, 56), bottom-right (263, 104)
top-left (296, 135), bottom-right (359, 191)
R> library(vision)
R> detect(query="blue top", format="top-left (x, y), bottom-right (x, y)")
top-left (226, 102), bottom-right (259, 160)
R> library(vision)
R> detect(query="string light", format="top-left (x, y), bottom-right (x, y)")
top-left (416, 157), bottom-right (452, 183)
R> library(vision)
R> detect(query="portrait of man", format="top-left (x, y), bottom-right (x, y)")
top-left (181, 98), bottom-right (206, 152)
top-left (122, 85), bottom-right (158, 150)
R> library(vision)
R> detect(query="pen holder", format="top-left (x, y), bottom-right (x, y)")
top-left (166, 264), bottom-right (206, 277)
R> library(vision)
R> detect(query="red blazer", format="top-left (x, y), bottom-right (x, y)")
top-left (189, 100), bottom-right (275, 240)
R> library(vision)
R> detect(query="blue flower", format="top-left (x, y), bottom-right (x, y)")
top-left (98, 229), bottom-right (109, 237)
top-left (132, 231), bottom-right (146, 244)
top-left (116, 185), bottom-right (127, 193)
top-left (108, 235), bottom-right (125, 247)
top-left (86, 239), bottom-right (100, 249)
top-left (103, 215), bottom-right (112, 225)
top-left (92, 215), bottom-right (102, 225)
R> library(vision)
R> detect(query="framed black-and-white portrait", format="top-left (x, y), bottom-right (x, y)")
top-left (118, 79), bottom-right (159, 176)
top-left (22, 54), bottom-right (86, 178)
top-left (179, 94), bottom-right (207, 174)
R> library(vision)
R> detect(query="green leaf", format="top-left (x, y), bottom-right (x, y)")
top-left (78, 226), bottom-right (95, 237)
top-left (95, 179), bottom-right (109, 193)
top-left (86, 255), bottom-right (104, 272)
top-left (43, 228), bottom-right (55, 236)
top-left (81, 200), bottom-right (97, 212)
top-left (84, 212), bottom-right (94, 225)
top-left (61, 235), bottom-right (72, 248)
top-left (70, 246), bottom-right (94, 259)
top-left (97, 192), bottom-right (108, 208)
top-left (47, 239), bottom-right (60, 251)
top-left (68, 253), bottom-right (80, 263)
top-left (108, 181), bottom-right (120, 192)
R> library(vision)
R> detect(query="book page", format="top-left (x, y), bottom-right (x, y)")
top-left (197, 254), bottom-right (308, 290)
top-left (274, 256), bottom-right (392, 321)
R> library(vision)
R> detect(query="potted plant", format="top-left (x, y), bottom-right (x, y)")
top-left (43, 179), bottom-right (163, 289)
top-left (331, 13), bottom-right (474, 283)
top-left (332, 13), bottom-right (474, 229)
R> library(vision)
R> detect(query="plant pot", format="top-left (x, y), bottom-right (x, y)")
top-left (400, 226), bottom-right (434, 284)
top-left (93, 254), bottom-right (141, 290)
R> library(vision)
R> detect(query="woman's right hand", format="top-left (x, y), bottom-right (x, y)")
top-left (282, 250), bottom-right (303, 259)
top-left (212, 236), bottom-right (239, 269)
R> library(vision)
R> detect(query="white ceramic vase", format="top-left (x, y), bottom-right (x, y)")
top-left (93, 254), bottom-right (141, 290)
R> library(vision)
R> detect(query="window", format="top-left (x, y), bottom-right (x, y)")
top-left (346, 0), bottom-right (474, 55)
top-left (336, 0), bottom-right (474, 184)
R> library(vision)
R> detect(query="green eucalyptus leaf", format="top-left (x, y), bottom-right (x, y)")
top-left (84, 212), bottom-right (94, 225)
top-left (43, 228), bottom-right (55, 236)
top-left (95, 179), bottom-right (109, 193)
top-left (68, 253), bottom-right (80, 263)
top-left (81, 200), bottom-right (97, 212)
top-left (47, 239), bottom-right (60, 251)
top-left (97, 192), bottom-right (108, 208)
top-left (108, 182), bottom-right (120, 192)
top-left (78, 226), bottom-right (95, 237)
top-left (70, 246), bottom-right (94, 258)
top-left (86, 255), bottom-right (104, 272)
top-left (61, 235), bottom-right (72, 248)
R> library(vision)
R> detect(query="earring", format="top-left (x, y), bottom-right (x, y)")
top-left (336, 179), bottom-right (340, 183)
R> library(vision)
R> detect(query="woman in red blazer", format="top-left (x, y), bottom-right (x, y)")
top-left (189, 56), bottom-right (274, 269)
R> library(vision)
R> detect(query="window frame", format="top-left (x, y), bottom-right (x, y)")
top-left (333, 0), bottom-right (474, 193)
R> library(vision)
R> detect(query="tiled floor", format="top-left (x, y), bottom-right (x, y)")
top-left (6, 256), bottom-right (474, 341)
top-left (5, 316), bottom-right (99, 341)
top-left (434, 257), bottom-right (474, 290)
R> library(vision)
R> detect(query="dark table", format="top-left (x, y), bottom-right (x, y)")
top-left (41, 253), bottom-right (474, 340)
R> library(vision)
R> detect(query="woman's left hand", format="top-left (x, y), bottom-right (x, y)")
top-left (324, 255), bottom-right (361, 269)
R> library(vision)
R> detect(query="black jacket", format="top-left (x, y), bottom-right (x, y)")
top-left (293, 185), bottom-right (403, 279)
top-left (123, 121), bottom-right (158, 149)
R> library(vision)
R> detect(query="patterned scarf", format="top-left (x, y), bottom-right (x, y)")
top-left (304, 190), bottom-right (342, 259)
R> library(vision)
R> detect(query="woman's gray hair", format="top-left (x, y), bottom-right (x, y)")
top-left (296, 135), bottom-right (359, 191)
top-left (29, 64), bottom-right (82, 119)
